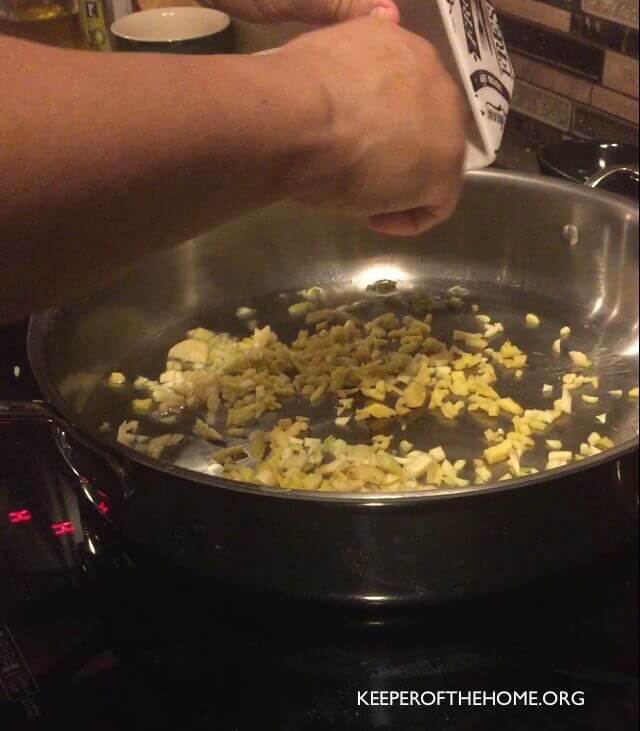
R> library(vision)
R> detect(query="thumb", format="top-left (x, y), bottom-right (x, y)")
top-left (367, 207), bottom-right (441, 237)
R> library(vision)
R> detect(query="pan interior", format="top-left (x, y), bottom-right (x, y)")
top-left (74, 278), bottom-right (639, 485)
top-left (32, 172), bottom-right (639, 492)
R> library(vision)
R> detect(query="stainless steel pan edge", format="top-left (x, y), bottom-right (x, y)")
top-left (11, 169), bottom-right (638, 603)
top-left (10, 391), bottom-right (632, 603)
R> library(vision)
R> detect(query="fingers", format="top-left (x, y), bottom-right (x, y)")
top-left (368, 141), bottom-right (465, 237)
top-left (305, 0), bottom-right (400, 24)
top-left (367, 188), bottom-right (463, 237)
top-left (197, 0), bottom-right (398, 24)
top-left (367, 156), bottom-right (464, 237)
top-left (282, 17), bottom-right (466, 228)
top-left (337, 0), bottom-right (400, 22)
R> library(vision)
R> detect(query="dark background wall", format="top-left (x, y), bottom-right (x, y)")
top-left (493, 0), bottom-right (638, 142)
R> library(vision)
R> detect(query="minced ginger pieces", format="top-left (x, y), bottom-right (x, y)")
top-left (223, 419), bottom-right (468, 492)
top-left (116, 291), bottom-right (621, 492)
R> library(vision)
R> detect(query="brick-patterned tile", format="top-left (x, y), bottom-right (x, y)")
top-left (581, 0), bottom-right (639, 30)
top-left (573, 103), bottom-right (638, 140)
top-left (536, 0), bottom-right (578, 9)
top-left (511, 52), bottom-right (593, 102)
top-left (572, 12), bottom-right (639, 57)
top-left (491, 0), bottom-right (572, 31)
top-left (603, 50), bottom-right (640, 96)
top-left (512, 79), bottom-right (574, 129)
top-left (591, 86), bottom-right (640, 123)
top-left (499, 13), bottom-right (605, 79)
top-left (506, 109), bottom-right (567, 143)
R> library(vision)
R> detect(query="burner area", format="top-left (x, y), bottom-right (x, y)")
top-left (1, 319), bottom-right (638, 730)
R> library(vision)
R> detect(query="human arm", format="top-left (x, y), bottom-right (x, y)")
top-left (0, 17), bottom-right (464, 323)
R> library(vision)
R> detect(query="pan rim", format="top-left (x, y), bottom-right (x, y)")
top-left (27, 169), bottom-right (639, 504)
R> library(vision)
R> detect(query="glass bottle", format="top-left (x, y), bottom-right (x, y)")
top-left (0, 0), bottom-right (84, 48)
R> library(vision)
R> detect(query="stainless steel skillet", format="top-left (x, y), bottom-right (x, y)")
top-left (3, 170), bottom-right (638, 603)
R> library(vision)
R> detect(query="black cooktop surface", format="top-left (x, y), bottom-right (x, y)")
top-left (1, 319), bottom-right (638, 730)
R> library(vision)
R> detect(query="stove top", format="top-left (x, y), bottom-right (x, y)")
top-left (1, 319), bottom-right (638, 730)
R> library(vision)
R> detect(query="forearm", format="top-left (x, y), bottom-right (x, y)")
top-left (0, 37), bottom-right (323, 322)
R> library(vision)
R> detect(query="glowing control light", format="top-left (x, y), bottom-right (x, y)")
top-left (51, 521), bottom-right (74, 537)
top-left (97, 501), bottom-right (109, 515)
top-left (9, 509), bottom-right (32, 524)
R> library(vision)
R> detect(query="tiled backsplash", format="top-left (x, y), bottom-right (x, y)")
top-left (139, 0), bottom-right (638, 145)
top-left (493, 0), bottom-right (638, 142)
top-left (103, 0), bottom-right (640, 145)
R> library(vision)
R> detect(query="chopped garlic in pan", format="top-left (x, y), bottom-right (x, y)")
top-left (525, 313), bottom-right (540, 328)
top-left (108, 371), bottom-right (126, 386)
top-left (288, 301), bottom-right (314, 317)
top-left (112, 289), bottom-right (629, 492)
top-left (569, 351), bottom-right (592, 369)
top-left (299, 286), bottom-right (327, 303)
top-left (235, 306), bottom-right (256, 320)
top-left (132, 398), bottom-right (152, 413)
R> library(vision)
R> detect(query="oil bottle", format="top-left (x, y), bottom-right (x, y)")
top-left (0, 0), bottom-right (84, 48)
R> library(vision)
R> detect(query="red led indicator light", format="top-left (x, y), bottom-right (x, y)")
top-left (8, 509), bottom-right (32, 524)
top-left (51, 521), bottom-right (74, 536)
top-left (97, 501), bottom-right (109, 515)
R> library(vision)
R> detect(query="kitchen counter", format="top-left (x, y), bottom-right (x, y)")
top-left (495, 123), bottom-right (544, 173)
